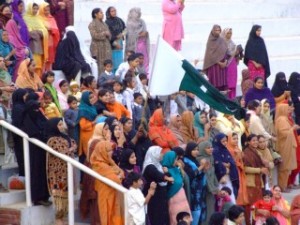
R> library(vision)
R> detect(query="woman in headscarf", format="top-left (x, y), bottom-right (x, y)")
top-left (53, 30), bottom-right (91, 83)
top-left (143, 146), bottom-right (174, 225)
top-left (77, 91), bottom-right (98, 158)
top-left (46, 118), bottom-right (77, 225)
top-left (271, 185), bottom-right (291, 225)
top-left (162, 0), bottom-right (184, 51)
top-left (289, 72), bottom-right (300, 125)
top-left (105, 6), bottom-right (126, 72)
top-left (5, 19), bottom-right (31, 81)
top-left (22, 99), bottom-right (49, 206)
top-left (90, 141), bottom-right (124, 225)
top-left (39, 2), bottom-right (60, 71)
top-left (24, 2), bottom-right (49, 78)
top-left (80, 122), bottom-right (110, 225)
top-left (125, 7), bottom-right (149, 73)
top-left (180, 110), bottom-right (199, 144)
top-left (184, 142), bottom-right (208, 225)
top-left (212, 133), bottom-right (239, 203)
top-left (88, 8), bottom-right (112, 74)
top-left (11, 88), bottom-right (28, 176)
top-left (169, 114), bottom-right (186, 149)
top-left (197, 141), bottom-right (219, 225)
top-left (15, 58), bottom-right (44, 91)
top-left (271, 72), bottom-right (290, 105)
top-left (0, 3), bottom-right (12, 29)
top-left (0, 29), bottom-right (16, 76)
top-left (221, 28), bottom-right (239, 99)
top-left (244, 25), bottom-right (270, 82)
top-left (194, 110), bottom-right (210, 142)
top-left (290, 194), bottom-right (300, 225)
top-left (241, 69), bottom-right (253, 96)
top-left (148, 108), bottom-right (179, 153)
top-left (202, 24), bottom-right (228, 91)
top-left (11, 0), bottom-right (29, 46)
top-left (275, 103), bottom-right (299, 192)
top-left (55, 79), bottom-right (69, 113)
top-left (243, 134), bottom-right (268, 225)
top-left (162, 151), bottom-right (191, 225)
top-left (227, 132), bottom-right (248, 206)
top-left (244, 77), bottom-right (276, 110)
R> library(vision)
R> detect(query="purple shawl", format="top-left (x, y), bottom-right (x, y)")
top-left (244, 87), bottom-right (276, 110)
top-left (11, 0), bottom-right (29, 46)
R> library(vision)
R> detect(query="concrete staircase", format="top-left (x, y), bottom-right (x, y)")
top-left (75, 0), bottom-right (300, 93)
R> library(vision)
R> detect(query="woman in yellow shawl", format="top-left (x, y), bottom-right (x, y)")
top-left (39, 2), bottom-right (60, 71)
top-left (90, 141), bottom-right (124, 225)
top-left (24, 2), bottom-right (48, 78)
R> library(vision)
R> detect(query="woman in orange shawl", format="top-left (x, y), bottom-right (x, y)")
top-left (15, 58), bottom-right (44, 91)
top-left (275, 103), bottom-right (298, 192)
top-left (180, 110), bottom-right (199, 144)
top-left (39, 2), bottom-right (60, 71)
top-left (90, 141), bottom-right (124, 225)
top-left (227, 132), bottom-right (248, 206)
top-left (148, 108), bottom-right (179, 153)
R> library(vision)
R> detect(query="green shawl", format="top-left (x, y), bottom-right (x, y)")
top-left (45, 83), bottom-right (61, 113)
top-left (194, 111), bottom-right (205, 137)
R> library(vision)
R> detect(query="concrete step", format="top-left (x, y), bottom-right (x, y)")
top-left (0, 190), bottom-right (26, 206)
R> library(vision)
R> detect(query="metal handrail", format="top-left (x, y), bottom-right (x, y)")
top-left (0, 120), bottom-right (128, 225)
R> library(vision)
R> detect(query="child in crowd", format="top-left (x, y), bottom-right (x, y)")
top-left (127, 172), bottom-right (156, 225)
top-left (136, 53), bottom-right (147, 75)
top-left (43, 91), bottom-right (61, 119)
top-left (42, 71), bottom-right (61, 112)
top-left (176, 212), bottom-right (192, 225)
top-left (106, 91), bottom-right (130, 120)
top-left (115, 50), bottom-right (135, 80)
top-left (138, 73), bottom-right (149, 100)
top-left (69, 80), bottom-right (82, 102)
top-left (98, 59), bottom-right (116, 89)
top-left (56, 79), bottom-right (69, 113)
top-left (123, 76), bottom-right (136, 118)
top-left (113, 80), bottom-right (125, 105)
top-left (94, 89), bottom-right (115, 117)
top-left (132, 92), bottom-right (150, 130)
top-left (252, 190), bottom-right (276, 225)
top-left (64, 96), bottom-right (78, 139)
top-left (117, 53), bottom-right (140, 81)
top-left (217, 186), bottom-right (233, 212)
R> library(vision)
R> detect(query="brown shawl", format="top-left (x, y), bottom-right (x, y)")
top-left (241, 69), bottom-right (253, 96)
top-left (169, 114), bottom-right (186, 148)
top-left (202, 24), bottom-right (228, 70)
top-left (180, 111), bottom-right (198, 143)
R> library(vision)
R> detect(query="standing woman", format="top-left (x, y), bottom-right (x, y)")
top-left (180, 110), bottom-right (199, 144)
top-left (244, 25), bottom-right (270, 82)
top-left (88, 8), bottom-right (112, 74)
top-left (11, 0), bottom-right (30, 46)
top-left (39, 2), bottom-right (60, 71)
top-left (289, 72), bottom-right (300, 125)
top-left (0, 4), bottom-right (12, 29)
top-left (202, 25), bottom-right (228, 91)
top-left (105, 6), bottom-right (126, 73)
top-left (24, 2), bottom-right (49, 78)
top-left (221, 28), bottom-right (239, 99)
top-left (90, 141), bottom-right (124, 225)
top-left (162, 0), bottom-right (184, 51)
top-left (46, 118), bottom-right (77, 225)
top-left (126, 7), bottom-right (149, 73)
top-left (271, 72), bottom-right (290, 105)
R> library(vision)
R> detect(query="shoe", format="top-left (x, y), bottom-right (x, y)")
top-left (37, 200), bottom-right (52, 207)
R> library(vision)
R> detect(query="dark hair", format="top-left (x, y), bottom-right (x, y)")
top-left (247, 99), bottom-right (260, 110)
top-left (208, 212), bottom-right (226, 225)
top-left (25, 92), bottom-right (39, 102)
top-left (176, 211), bottom-right (190, 222)
top-left (43, 90), bottom-right (52, 99)
top-left (221, 186), bottom-right (232, 195)
top-left (209, 111), bottom-right (217, 119)
top-left (272, 185), bottom-right (281, 191)
top-left (59, 80), bottom-right (68, 88)
top-left (98, 88), bottom-right (110, 98)
top-left (133, 92), bottom-right (142, 100)
top-left (288, 100), bottom-right (294, 107)
top-left (123, 76), bottom-right (134, 89)
top-left (231, 132), bottom-right (238, 138)
top-left (41, 71), bottom-right (55, 84)
top-left (254, 76), bottom-right (264, 83)
top-left (172, 147), bottom-right (185, 158)
top-left (139, 73), bottom-right (147, 81)
top-left (67, 95), bottom-right (77, 104)
top-left (177, 222), bottom-right (188, 225)
top-left (262, 99), bottom-right (270, 105)
top-left (113, 80), bottom-right (123, 86)
top-left (228, 205), bottom-right (244, 221)
top-left (257, 135), bottom-right (265, 141)
top-left (126, 172), bottom-right (142, 187)
top-left (0, 89), bottom-right (3, 96)
top-left (244, 113), bottom-right (251, 122)
top-left (125, 50), bottom-right (135, 60)
top-left (135, 52), bottom-right (144, 58)
top-left (1, 3), bottom-right (10, 12)
top-left (104, 59), bottom-right (112, 66)
top-left (265, 216), bottom-right (280, 225)
top-left (28, 59), bottom-right (34, 67)
top-left (32, 3), bottom-right (38, 7)
top-left (18, 1), bottom-right (24, 6)
top-left (91, 8), bottom-right (101, 19)
top-left (83, 76), bottom-right (95, 87)
top-left (247, 134), bottom-right (257, 142)
top-left (127, 53), bottom-right (140, 62)
top-left (263, 189), bottom-right (273, 197)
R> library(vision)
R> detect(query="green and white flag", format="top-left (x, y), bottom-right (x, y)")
top-left (149, 36), bottom-right (243, 118)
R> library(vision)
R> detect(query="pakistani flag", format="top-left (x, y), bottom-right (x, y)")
top-left (149, 37), bottom-right (243, 119)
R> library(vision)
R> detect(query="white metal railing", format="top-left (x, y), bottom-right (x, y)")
top-left (0, 120), bottom-right (128, 225)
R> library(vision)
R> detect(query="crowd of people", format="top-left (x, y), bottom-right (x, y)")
top-left (0, 0), bottom-right (300, 225)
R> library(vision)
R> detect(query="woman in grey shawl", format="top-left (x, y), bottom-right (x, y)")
top-left (125, 7), bottom-right (150, 73)
top-left (197, 141), bottom-right (219, 225)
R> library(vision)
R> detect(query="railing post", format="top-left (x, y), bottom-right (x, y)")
top-left (23, 138), bottom-right (32, 207)
top-left (67, 162), bottom-right (74, 225)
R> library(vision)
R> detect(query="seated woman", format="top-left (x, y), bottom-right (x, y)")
top-left (0, 29), bottom-right (16, 76)
top-left (0, 3), bottom-right (12, 29)
top-left (24, 2), bottom-right (49, 78)
top-left (271, 185), bottom-right (290, 225)
top-left (15, 58), bottom-right (43, 91)
top-left (0, 55), bottom-right (15, 107)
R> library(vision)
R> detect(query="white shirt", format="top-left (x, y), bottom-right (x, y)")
top-left (248, 110), bottom-right (272, 139)
top-left (114, 92), bottom-right (125, 105)
top-left (170, 99), bottom-right (178, 115)
top-left (127, 187), bottom-right (146, 225)
top-left (123, 88), bottom-right (134, 118)
top-left (115, 62), bottom-right (130, 81)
